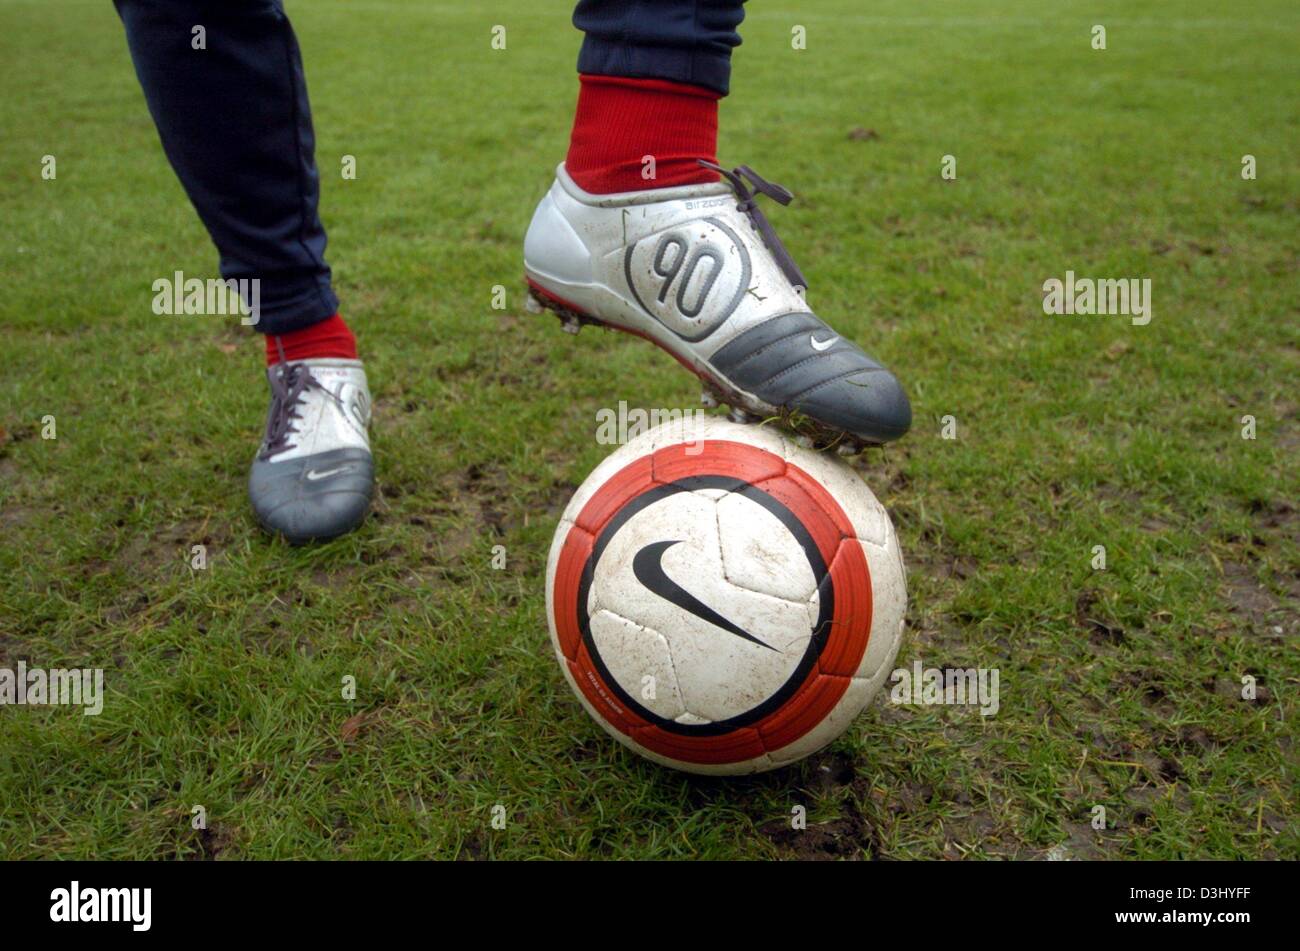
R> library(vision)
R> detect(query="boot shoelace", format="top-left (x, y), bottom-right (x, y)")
top-left (698, 160), bottom-right (808, 292)
top-left (259, 362), bottom-right (343, 461)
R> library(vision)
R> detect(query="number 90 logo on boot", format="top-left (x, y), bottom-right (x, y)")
top-left (545, 417), bottom-right (908, 775)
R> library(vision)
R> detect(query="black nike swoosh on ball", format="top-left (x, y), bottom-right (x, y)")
top-left (631, 540), bottom-right (779, 652)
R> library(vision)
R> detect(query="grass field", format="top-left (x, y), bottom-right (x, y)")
top-left (1, 0), bottom-right (1296, 859)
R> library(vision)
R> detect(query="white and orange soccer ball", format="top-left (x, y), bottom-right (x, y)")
top-left (545, 417), bottom-right (907, 775)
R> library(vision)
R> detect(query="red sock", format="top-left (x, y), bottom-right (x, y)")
top-left (565, 74), bottom-right (721, 194)
top-left (265, 313), bottom-right (357, 367)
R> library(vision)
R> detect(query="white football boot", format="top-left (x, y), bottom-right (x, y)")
top-left (524, 161), bottom-right (911, 450)
top-left (248, 358), bottom-right (374, 544)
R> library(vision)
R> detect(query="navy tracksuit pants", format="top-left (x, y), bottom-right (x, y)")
top-left (113, 1), bottom-right (748, 335)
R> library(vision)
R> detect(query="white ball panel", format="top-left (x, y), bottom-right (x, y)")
top-left (669, 623), bottom-right (811, 723)
top-left (715, 490), bottom-right (818, 602)
top-left (587, 609), bottom-right (686, 721)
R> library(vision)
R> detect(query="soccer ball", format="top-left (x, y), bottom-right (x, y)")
top-left (545, 416), bottom-right (907, 775)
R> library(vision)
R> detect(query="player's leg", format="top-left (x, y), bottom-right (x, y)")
top-left (114, 0), bottom-right (374, 542)
top-left (525, 1), bottom-right (912, 450)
